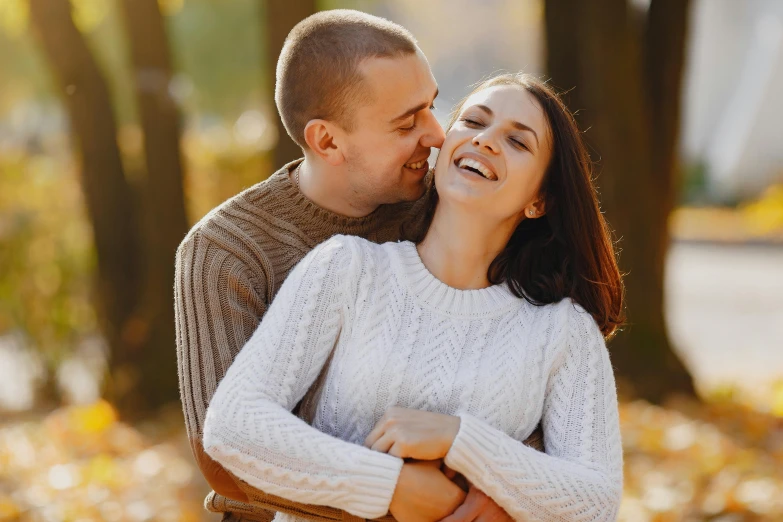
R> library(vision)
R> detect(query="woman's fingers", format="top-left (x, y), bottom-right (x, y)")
top-left (389, 441), bottom-right (404, 458)
top-left (370, 433), bottom-right (394, 454)
top-left (363, 424), bottom-right (385, 449)
top-left (364, 407), bottom-right (460, 460)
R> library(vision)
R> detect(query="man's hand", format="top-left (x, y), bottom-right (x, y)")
top-left (389, 460), bottom-right (466, 522)
top-left (440, 484), bottom-right (515, 522)
top-left (364, 407), bottom-right (461, 460)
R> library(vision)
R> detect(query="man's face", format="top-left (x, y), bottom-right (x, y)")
top-left (341, 50), bottom-right (445, 206)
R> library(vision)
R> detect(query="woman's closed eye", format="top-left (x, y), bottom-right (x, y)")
top-left (509, 136), bottom-right (529, 151)
top-left (460, 117), bottom-right (485, 128)
top-left (462, 117), bottom-right (530, 151)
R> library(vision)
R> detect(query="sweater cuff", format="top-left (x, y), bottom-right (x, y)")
top-left (444, 414), bottom-right (502, 479)
top-left (344, 450), bottom-right (404, 519)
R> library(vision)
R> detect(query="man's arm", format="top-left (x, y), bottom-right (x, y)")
top-left (192, 439), bottom-right (249, 502)
top-left (175, 231), bottom-right (396, 520)
top-left (174, 230), bottom-right (268, 502)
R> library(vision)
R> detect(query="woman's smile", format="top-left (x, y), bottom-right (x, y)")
top-left (453, 153), bottom-right (499, 181)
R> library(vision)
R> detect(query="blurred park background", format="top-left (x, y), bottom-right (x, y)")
top-left (1, 0), bottom-right (782, 520)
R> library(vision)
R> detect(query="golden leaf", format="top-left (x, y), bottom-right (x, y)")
top-left (69, 400), bottom-right (118, 435)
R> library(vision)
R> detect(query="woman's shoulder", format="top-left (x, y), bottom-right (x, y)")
top-left (320, 235), bottom-right (412, 258)
top-left (308, 235), bottom-right (400, 276)
top-left (518, 298), bottom-right (607, 376)
top-left (547, 297), bottom-right (589, 319)
top-left (528, 298), bottom-right (604, 348)
top-left (316, 234), bottom-right (391, 258)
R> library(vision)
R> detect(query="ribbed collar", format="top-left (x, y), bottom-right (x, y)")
top-left (252, 159), bottom-right (412, 245)
top-left (389, 241), bottom-right (523, 318)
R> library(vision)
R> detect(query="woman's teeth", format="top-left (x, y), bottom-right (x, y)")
top-left (457, 158), bottom-right (497, 180)
top-left (405, 160), bottom-right (427, 170)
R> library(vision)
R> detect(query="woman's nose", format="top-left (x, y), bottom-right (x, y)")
top-left (472, 131), bottom-right (499, 153)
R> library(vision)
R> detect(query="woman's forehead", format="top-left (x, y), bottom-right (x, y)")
top-left (462, 85), bottom-right (550, 142)
top-left (464, 85), bottom-right (541, 116)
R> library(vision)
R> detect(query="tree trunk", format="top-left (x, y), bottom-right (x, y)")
top-left (118, 0), bottom-right (190, 415)
top-left (544, 0), bottom-right (696, 403)
top-left (264, 0), bottom-right (317, 166)
top-left (29, 0), bottom-right (142, 405)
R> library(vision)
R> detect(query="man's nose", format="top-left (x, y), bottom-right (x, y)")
top-left (420, 111), bottom-right (445, 148)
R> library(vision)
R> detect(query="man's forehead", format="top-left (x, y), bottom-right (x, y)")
top-left (357, 53), bottom-right (436, 117)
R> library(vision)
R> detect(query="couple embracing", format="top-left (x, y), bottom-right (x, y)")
top-left (175, 9), bottom-right (624, 522)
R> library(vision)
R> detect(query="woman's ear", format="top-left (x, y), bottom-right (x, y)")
top-left (303, 119), bottom-right (345, 166)
top-left (524, 198), bottom-right (546, 219)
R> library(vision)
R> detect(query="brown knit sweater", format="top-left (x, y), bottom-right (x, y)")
top-left (174, 159), bottom-right (544, 521)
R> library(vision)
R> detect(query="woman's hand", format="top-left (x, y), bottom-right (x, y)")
top-left (389, 460), bottom-right (466, 522)
top-left (364, 407), bottom-right (461, 460)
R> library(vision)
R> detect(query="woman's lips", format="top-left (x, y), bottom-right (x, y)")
top-left (454, 156), bottom-right (497, 180)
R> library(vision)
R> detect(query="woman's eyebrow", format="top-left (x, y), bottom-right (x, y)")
top-left (474, 104), bottom-right (539, 147)
top-left (511, 121), bottom-right (539, 147)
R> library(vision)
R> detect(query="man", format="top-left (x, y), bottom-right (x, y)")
top-left (175, 10), bottom-right (537, 522)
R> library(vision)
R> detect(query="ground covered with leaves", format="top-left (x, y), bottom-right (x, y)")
top-left (1, 397), bottom-right (782, 522)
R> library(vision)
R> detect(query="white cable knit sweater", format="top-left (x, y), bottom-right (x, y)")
top-left (203, 235), bottom-right (623, 522)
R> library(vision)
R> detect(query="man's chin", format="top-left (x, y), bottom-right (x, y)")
top-left (405, 169), bottom-right (432, 197)
top-left (380, 182), bottom-right (426, 207)
top-left (400, 176), bottom-right (429, 202)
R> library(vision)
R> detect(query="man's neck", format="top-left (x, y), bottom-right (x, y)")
top-left (295, 158), bottom-right (377, 218)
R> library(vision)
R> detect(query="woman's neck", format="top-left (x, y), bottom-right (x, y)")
top-left (417, 201), bottom-right (520, 290)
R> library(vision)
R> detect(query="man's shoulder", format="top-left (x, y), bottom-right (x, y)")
top-left (179, 163), bottom-right (295, 251)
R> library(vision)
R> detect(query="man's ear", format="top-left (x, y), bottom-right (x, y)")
top-left (303, 119), bottom-right (345, 166)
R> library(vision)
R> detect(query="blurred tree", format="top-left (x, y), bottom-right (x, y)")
top-left (30, 0), bottom-right (188, 417)
top-left (545, 0), bottom-right (696, 402)
top-left (263, 0), bottom-right (317, 166)
top-left (28, 0), bottom-right (142, 409)
top-left (117, 0), bottom-right (189, 415)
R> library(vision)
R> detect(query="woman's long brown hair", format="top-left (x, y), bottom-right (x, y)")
top-left (407, 73), bottom-right (625, 338)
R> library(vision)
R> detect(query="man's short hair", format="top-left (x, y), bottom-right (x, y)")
top-left (275, 9), bottom-right (419, 149)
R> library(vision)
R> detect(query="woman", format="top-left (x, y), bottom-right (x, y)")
top-left (203, 73), bottom-right (625, 522)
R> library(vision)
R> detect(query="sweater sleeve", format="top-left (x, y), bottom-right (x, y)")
top-left (444, 302), bottom-right (623, 521)
top-left (202, 235), bottom-right (404, 519)
top-left (174, 228), bottom-right (268, 448)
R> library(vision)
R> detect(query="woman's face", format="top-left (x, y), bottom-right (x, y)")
top-left (434, 85), bottom-right (552, 222)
